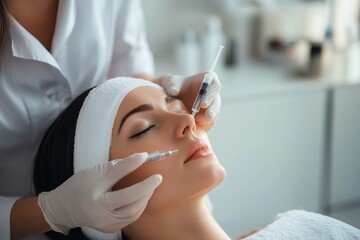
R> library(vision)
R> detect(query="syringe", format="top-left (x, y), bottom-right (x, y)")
top-left (144, 149), bottom-right (179, 164)
top-left (191, 45), bottom-right (224, 117)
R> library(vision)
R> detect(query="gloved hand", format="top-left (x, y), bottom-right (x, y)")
top-left (161, 73), bottom-right (221, 121)
top-left (38, 153), bottom-right (162, 234)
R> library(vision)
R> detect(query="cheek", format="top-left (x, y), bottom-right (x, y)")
top-left (147, 155), bottom-right (226, 211)
top-left (112, 160), bottom-right (177, 191)
top-left (111, 129), bottom-right (180, 188)
top-left (112, 155), bottom-right (226, 212)
top-left (110, 130), bottom-right (166, 161)
top-left (112, 169), bottom-right (146, 191)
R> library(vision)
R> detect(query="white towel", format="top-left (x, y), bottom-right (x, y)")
top-left (245, 210), bottom-right (360, 240)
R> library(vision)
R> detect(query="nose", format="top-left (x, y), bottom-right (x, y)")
top-left (174, 113), bottom-right (196, 139)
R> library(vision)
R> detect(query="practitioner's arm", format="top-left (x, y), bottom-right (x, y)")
top-left (10, 197), bottom-right (51, 239)
top-left (235, 228), bottom-right (262, 240)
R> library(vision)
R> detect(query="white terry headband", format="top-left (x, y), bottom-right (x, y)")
top-left (74, 77), bottom-right (161, 173)
top-left (75, 77), bottom-right (161, 240)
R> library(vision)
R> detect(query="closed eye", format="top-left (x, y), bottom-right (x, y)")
top-left (129, 125), bottom-right (155, 139)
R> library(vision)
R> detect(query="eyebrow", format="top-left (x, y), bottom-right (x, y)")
top-left (118, 104), bottom-right (154, 134)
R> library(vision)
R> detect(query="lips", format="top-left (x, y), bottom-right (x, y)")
top-left (184, 138), bottom-right (213, 164)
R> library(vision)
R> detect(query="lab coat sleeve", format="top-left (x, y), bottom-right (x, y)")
top-left (108, 0), bottom-right (155, 79)
top-left (0, 196), bottom-right (21, 240)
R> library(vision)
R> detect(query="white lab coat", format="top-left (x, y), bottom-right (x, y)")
top-left (0, 0), bottom-right (154, 239)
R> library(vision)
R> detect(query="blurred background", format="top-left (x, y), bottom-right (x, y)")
top-left (141, 0), bottom-right (360, 238)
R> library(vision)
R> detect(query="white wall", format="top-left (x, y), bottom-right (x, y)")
top-left (141, 0), bottom-right (223, 57)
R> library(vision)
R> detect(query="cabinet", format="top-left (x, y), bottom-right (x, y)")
top-left (328, 85), bottom-right (360, 228)
top-left (208, 90), bottom-right (326, 237)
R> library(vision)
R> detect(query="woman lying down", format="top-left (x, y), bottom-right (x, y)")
top-left (34, 77), bottom-right (360, 240)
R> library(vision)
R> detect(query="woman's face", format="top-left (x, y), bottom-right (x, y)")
top-left (110, 86), bottom-right (225, 211)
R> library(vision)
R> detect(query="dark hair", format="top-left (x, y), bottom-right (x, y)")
top-left (34, 88), bottom-right (94, 194)
top-left (34, 89), bottom-right (93, 240)
top-left (34, 87), bottom-right (131, 239)
top-left (0, 0), bottom-right (9, 63)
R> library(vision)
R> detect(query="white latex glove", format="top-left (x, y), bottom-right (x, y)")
top-left (161, 73), bottom-right (221, 120)
top-left (38, 153), bottom-right (162, 234)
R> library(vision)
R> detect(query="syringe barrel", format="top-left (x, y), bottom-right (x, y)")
top-left (191, 81), bottom-right (209, 114)
top-left (199, 82), bottom-right (209, 96)
top-left (145, 149), bottom-right (178, 163)
top-left (146, 151), bottom-right (162, 162)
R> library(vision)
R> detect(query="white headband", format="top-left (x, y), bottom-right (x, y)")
top-left (74, 77), bottom-right (161, 240)
top-left (74, 77), bottom-right (161, 173)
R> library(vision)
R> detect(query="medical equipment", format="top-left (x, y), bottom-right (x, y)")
top-left (191, 45), bottom-right (224, 117)
top-left (145, 149), bottom-right (179, 163)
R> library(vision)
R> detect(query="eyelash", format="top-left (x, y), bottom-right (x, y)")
top-left (129, 125), bottom-right (155, 139)
top-left (128, 97), bottom-right (183, 139)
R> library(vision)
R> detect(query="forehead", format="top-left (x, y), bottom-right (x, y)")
top-left (117, 86), bottom-right (166, 117)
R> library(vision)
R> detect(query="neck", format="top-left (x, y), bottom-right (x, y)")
top-left (124, 197), bottom-right (230, 240)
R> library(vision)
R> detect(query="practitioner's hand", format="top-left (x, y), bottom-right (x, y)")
top-left (38, 153), bottom-right (162, 234)
top-left (161, 73), bottom-right (221, 131)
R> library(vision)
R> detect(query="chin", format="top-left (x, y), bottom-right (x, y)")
top-left (186, 154), bottom-right (226, 196)
top-left (202, 157), bottom-right (226, 189)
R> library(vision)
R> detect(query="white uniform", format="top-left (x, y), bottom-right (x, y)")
top-left (0, 1), bottom-right (154, 239)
